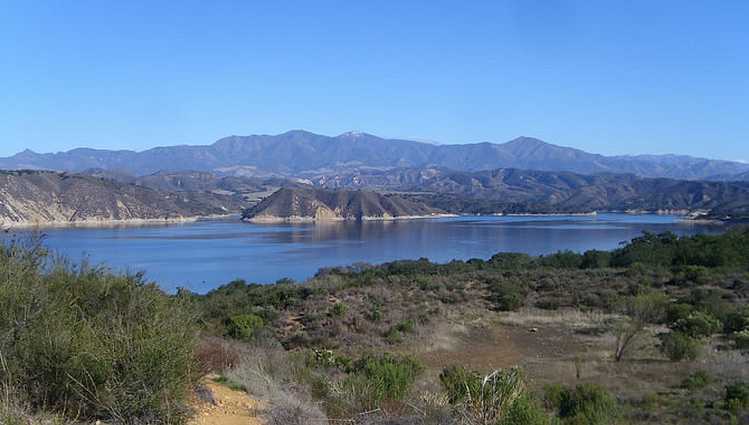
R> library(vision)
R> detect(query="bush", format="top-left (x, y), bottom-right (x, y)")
top-left (555, 384), bottom-right (619, 425)
top-left (489, 253), bottom-right (535, 269)
top-left (439, 366), bottom-right (481, 404)
top-left (487, 282), bottom-right (526, 311)
top-left (660, 332), bottom-right (701, 361)
top-left (725, 382), bottom-right (749, 413)
top-left (225, 313), bottom-right (265, 341)
top-left (500, 394), bottom-right (549, 425)
top-left (681, 371), bottom-right (713, 391)
top-left (348, 354), bottom-right (423, 403)
top-left (540, 251), bottom-right (583, 269)
top-left (394, 319), bottom-right (416, 333)
top-left (543, 384), bottom-right (566, 410)
top-left (330, 302), bottom-right (348, 318)
top-left (384, 327), bottom-right (404, 344)
top-left (666, 303), bottom-right (694, 325)
top-left (734, 329), bottom-right (749, 350)
top-left (0, 241), bottom-right (197, 423)
top-left (440, 367), bottom-right (547, 424)
top-left (196, 337), bottom-right (240, 373)
top-left (671, 311), bottom-right (722, 339)
top-left (723, 307), bottom-right (749, 334)
top-left (581, 250), bottom-right (611, 269)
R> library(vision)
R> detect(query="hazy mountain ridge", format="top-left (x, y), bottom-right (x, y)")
top-left (0, 170), bottom-right (246, 227)
top-left (243, 187), bottom-right (440, 222)
top-left (312, 167), bottom-right (749, 216)
top-left (3, 131), bottom-right (748, 180)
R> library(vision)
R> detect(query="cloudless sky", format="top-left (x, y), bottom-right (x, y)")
top-left (1, 1), bottom-right (747, 160)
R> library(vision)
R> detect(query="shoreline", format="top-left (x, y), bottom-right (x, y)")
top-left (499, 211), bottom-right (598, 217)
top-left (1, 210), bottom-right (728, 229)
top-left (1, 214), bottom-right (239, 230)
top-left (244, 213), bottom-right (459, 223)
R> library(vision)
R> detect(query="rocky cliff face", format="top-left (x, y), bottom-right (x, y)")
top-left (0, 170), bottom-right (246, 227)
top-left (243, 187), bottom-right (440, 222)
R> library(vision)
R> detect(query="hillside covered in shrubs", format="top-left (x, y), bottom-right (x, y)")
top-left (3, 228), bottom-right (749, 424)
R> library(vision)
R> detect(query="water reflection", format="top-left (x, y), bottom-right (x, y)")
top-left (9, 214), bottom-right (722, 293)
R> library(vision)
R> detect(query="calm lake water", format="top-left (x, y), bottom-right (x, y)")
top-left (11, 214), bottom-right (723, 293)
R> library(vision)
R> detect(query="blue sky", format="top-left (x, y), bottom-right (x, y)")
top-left (1, 1), bottom-right (747, 160)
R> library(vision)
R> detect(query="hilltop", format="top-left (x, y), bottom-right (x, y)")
top-left (243, 187), bottom-right (440, 222)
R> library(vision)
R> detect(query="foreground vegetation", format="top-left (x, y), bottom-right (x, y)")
top-left (2, 228), bottom-right (749, 424)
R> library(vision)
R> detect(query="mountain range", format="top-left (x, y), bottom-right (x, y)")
top-left (3, 130), bottom-right (748, 180)
top-left (311, 167), bottom-right (749, 216)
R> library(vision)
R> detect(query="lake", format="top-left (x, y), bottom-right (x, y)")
top-left (10, 214), bottom-right (723, 293)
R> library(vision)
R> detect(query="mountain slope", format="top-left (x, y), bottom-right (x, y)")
top-left (243, 187), bottom-right (440, 222)
top-left (312, 167), bottom-right (749, 215)
top-left (0, 170), bottom-right (245, 227)
top-left (2, 131), bottom-right (747, 180)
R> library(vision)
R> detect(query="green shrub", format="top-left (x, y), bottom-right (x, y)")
top-left (330, 302), bottom-right (348, 317)
top-left (666, 303), bottom-right (694, 325)
top-left (685, 288), bottom-right (731, 322)
top-left (500, 394), bottom-right (549, 425)
top-left (734, 329), bottom-right (749, 350)
top-left (543, 383), bottom-right (566, 410)
top-left (489, 253), bottom-right (535, 269)
top-left (308, 349), bottom-right (352, 370)
top-left (440, 367), bottom-right (547, 424)
top-left (581, 250), bottom-right (611, 269)
top-left (224, 313), bottom-right (265, 341)
top-left (556, 384), bottom-right (619, 425)
top-left (384, 326), bottom-right (403, 344)
top-left (439, 365), bottom-right (481, 404)
top-left (394, 319), bottom-right (415, 333)
top-left (671, 311), bottom-right (722, 339)
top-left (681, 370), bottom-right (713, 391)
top-left (660, 332), bottom-right (701, 361)
top-left (725, 382), bottom-right (749, 412)
top-left (723, 307), bottom-right (749, 334)
top-left (367, 305), bottom-right (382, 322)
top-left (348, 354), bottom-right (422, 403)
top-left (0, 241), bottom-right (197, 424)
top-left (487, 282), bottom-right (526, 311)
top-left (541, 251), bottom-right (583, 269)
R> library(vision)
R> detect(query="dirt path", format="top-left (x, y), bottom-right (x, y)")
top-left (189, 376), bottom-right (264, 425)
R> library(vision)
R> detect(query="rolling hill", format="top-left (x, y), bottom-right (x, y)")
top-left (312, 167), bottom-right (749, 216)
top-left (243, 187), bottom-right (440, 222)
top-left (0, 170), bottom-right (246, 227)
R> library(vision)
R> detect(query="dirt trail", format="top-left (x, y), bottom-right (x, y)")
top-left (189, 376), bottom-right (264, 425)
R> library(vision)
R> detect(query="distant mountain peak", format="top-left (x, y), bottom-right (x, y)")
top-left (14, 148), bottom-right (38, 158)
top-left (336, 131), bottom-right (378, 140)
top-left (504, 136), bottom-right (549, 146)
top-left (280, 129), bottom-right (319, 137)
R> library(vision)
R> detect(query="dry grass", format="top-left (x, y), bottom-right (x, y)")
top-left (496, 307), bottom-right (616, 330)
top-left (222, 341), bottom-right (328, 425)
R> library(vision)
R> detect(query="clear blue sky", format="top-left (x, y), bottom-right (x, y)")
top-left (1, 1), bottom-right (747, 160)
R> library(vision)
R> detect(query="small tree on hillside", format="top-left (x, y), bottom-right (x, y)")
top-left (613, 293), bottom-right (668, 361)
